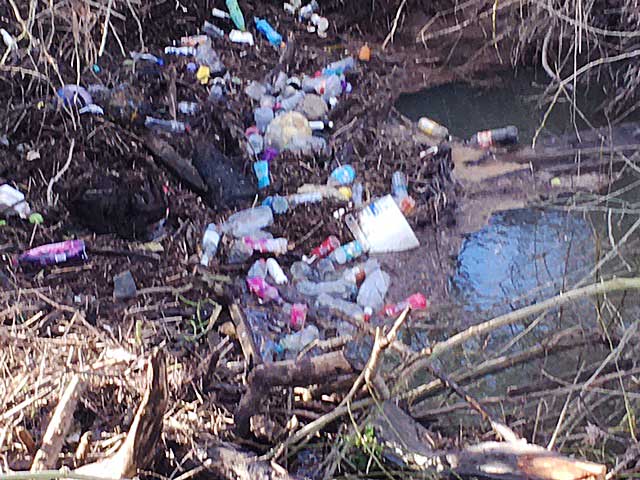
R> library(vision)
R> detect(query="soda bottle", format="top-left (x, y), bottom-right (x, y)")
top-left (243, 237), bottom-right (289, 255)
top-left (311, 235), bottom-right (341, 259)
top-left (226, 0), bottom-right (246, 31)
top-left (315, 294), bottom-right (365, 322)
top-left (418, 117), bottom-right (449, 139)
top-left (222, 206), bottom-right (273, 237)
top-left (383, 293), bottom-right (428, 317)
top-left (468, 126), bottom-right (518, 148)
top-left (18, 240), bottom-right (88, 267)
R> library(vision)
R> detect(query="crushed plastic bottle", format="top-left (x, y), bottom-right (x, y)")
top-left (248, 258), bottom-right (268, 278)
top-left (0, 184), bottom-right (31, 218)
top-left (229, 30), bottom-right (254, 45)
top-left (383, 293), bottom-right (428, 317)
top-left (391, 171), bottom-right (416, 215)
top-left (418, 117), bottom-right (449, 139)
top-left (351, 182), bottom-right (363, 208)
top-left (255, 17), bottom-right (283, 47)
top-left (279, 325), bottom-right (319, 353)
top-left (200, 223), bottom-right (221, 266)
top-left (266, 258), bottom-right (288, 284)
top-left (315, 294), bottom-right (365, 322)
top-left (221, 206), bottom-right (274, 237)
top-left (226, 0), bottom-right (246, 31)
top-left (290, 261), bottom-right (313, 281)
top-left (330, 240), bottom-right (363, 265)
top-left (79, 104), bottom-right (104, 115)
top-left (342, 259), bottom-right (380, 284)
top-left (243, 237), bottom-right (289, 255)
top-left (328, 165), bottom-right (356, 186)
top-left (246, 276), bottom-right (282, 303)
top-left (356, 268), bottom-right (390, 313)
top-left (253, 160), bottom-right (270, 189)
top-left (468, 125), bottom-right (519, 148)
top-left (18, 240), bottom-right (87, 267)
top-left (57, 85), bottom-right (93, 108)
top-left (145, 117), bottom-right (188, 134)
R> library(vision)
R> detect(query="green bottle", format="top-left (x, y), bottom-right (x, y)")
top-left (226, 0), bottom-right (246, 31)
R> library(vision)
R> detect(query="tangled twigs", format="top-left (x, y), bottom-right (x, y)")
top-left (46, 139), bottom-right (75, 207)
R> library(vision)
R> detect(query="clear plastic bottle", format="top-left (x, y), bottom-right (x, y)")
top-left (356, 268), bottom-right (390, 313)
top-left (202, 21), bottom-right (225, 39)
top-left (195, 41), bottom-right (225, 75)
top-left (279, 325), bottom-right (319, 353)
top-left (286, 136), bottom-right (327, 155)
top-left (323, 57), bottom-right (355, 75)
top-left (222, 206), bottom-right (274, 238)
top-left (254, 107), bottom-right (274, 133)
top-left (144, 117), bottom-right (189, 134)
top-left (296, 279), bottom-right (355, 298)
top-left (322, 75), bottom-right (343, 101)
top-left (212, 7), bottom-right (231, 19)
top-left (200, 223), bottom-right (221, 266)
top-left (290, 261), bottom-right (313, 281)
top-left (229, 30), bottom-right (254, 45)
top-left (309, 120), bottom-right (334, 131)
top-left (391, 171), bottom-right (416, 215)
top-left (228, 239), bottom-right (254, 263)
top-left (342, 259), bottom-right (380, 284)
top-left (279, 91), bottom-right (305, 111)
top-left (315, 294), bottom-right (365, 322)
top-left (248, 133), bottom-right (264, 156)
top-left (0, 184), bottom-right (31, 218)
top-left (248, 258), bottom-right (268, 278)
top-left (287, 191), bottom-right (323, 207)
top-left (330, 240), bottom-right (363, 264)
top-left (164, 46), bottom-right (196, 56)
top-left (243, 237), bottom-right (289, 255)
top-left (351, 182), bottom-right (363, 208)
top-left (208, 78), bottom-right (225, 103)
top-left (298, 0), bottom-right (319, 21)
top-left (178, 101), bottom-right (199, 115)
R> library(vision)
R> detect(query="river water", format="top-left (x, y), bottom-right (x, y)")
top-left (395, 73), bottom-right (640, 433)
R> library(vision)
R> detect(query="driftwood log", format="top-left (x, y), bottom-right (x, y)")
top-left (373, 401), bottom-right (606, 480)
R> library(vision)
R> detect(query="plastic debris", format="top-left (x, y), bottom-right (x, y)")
top-left (243, 237), bottom-right (288, 255)
top-left (383, 293), bottom-right (428, 317)
top-left (145, 117), bottom-right (189, 134)
top-left (113, 270), bottom-right (137, 300)
top-left (229, 30), bottom-right (254, 45)
top-left (254, 160), bottom-right (270, 189)
top-left (221, 206), bottom-right (274, 237)
top-left (356, 268), bottom-right (390, 313)
top-left (418, 117), bottom-right (449, 139)
top-left (57, 85), bottom-right (93, 107)
top-left (18, 240), bottom-right (87, 267)
top-left (255, 17), bottom-right (283, 47)
top-left (266, 258), bottom-right (288, 284)
top-left (279, 325), bottom-right (319, 353)
top-left (246, 276), bottom-right (281, 303)
top-left (357, 195), bottom-right (419, 253)
top-left (328, 165), bottom-right (356, 186)
top-left (226, 0), bottom-right (246, 31)
top-left (200, 223), bottom-right (221, 266)
top-left (284, 303), bottom-right (308, 329)
top-left (0, 184), bottom-right (31, 218)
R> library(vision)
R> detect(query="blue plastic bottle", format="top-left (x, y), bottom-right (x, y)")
top-left (254, 17), bottom-right (283, 48)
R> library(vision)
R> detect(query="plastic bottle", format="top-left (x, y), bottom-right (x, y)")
top-left (178, 101), bottom-right (199, 115)
top-left (310, 235), bottom-right (341, 259)
top-left (279, 325), bottom-right (319, 353)
top-left (254, 17), bottom-right (283, 48)
top-left (286, 136), bottom-right (327, 155)
top-left (229, 30), bottom-right (253, 45)
top-left (383, 293), bottom-right (428, 317)
top-left (247, 133), bottom-right (264, 156)
top-left (344, 214), bottom-right (369, 251)
top-left (0, 184), bottom-right (31, 218)
top-left (301, 76), bottom-right (326, 94)
top-left (260, 95), bottom-right (276, 109)
top-left (263, 195), bottom-right (289, 214)
top-left (322, 75), bottom-right (343, 101)
top-left (323, 57), bottom-right (355, 75)
top-left (391, 171), bottom-right (416, 215)
top-left (298, 0), bottom-right (319, 21)
top-left (290, 261), bottom-right (313, 281)
top-left (309, 120), bottom-right (334, 131)
top-left (356, 268), bottom-right (390, 313)
top-left (130, 52), bottom-right (164, 65)
top-left (245, 81), bottom-right (267, 101)
top-left (253, 160), bottom-right (270, 189)
top-left (228, 239), bottom-right (254, 263)
top-left (254, 107), bottom-right (274, 133)
top-left (266, 258), bottom-right (288, 284)
top-left (283, 303), bottom-right (307, 329)
top-left (342, 259), bottom-right (380, 284)
top-left (351, 182), bottom-right (363, 208)
top-left (309, 13), bottom-right (329, 37)
top-left (203, 21), bottom-right (225, 39)
top-left (328, 165), bottom-right (356, 186)
top-left (243, 237), bottom-right (289, 255)
top-left (330, 240), bottom-right (363, 265)
top-left (209, 78), bottom-right (225, 103)
top-left (418, 117), bottom-right (449, 139)
top-left (144, 117), bottom-right (189, 134)
top-left (181, 35), bottom-right (209, 47)
top-left (468, 125), bottom-right (519, 148)
top-left (221, 206), bottom-right (274, 237)
top-left (164, 46), bottom-right (196, 56)
top-left (226, 0), bottom-right (246, 31)
top-left (212, 7), bottom-right (231, 19)
top-left (200, 223), bottom-right (221, 266)
top-left (287, 191), bottom-right (323, 206)
top-left (315, 294), bottom-right (365, 322)
top-left (246, 276), bottom-right (281, 303)
top-left (296, 279), bottom-right (354, 298)
top-left (79, 104), bottom-right (104, 115)
top-left (248, 258), bottom-right (268, 278)
top-left (273, 71), bottom-right (288, 93)
top-left (18, 240), bottom-right (87, 267)
top-left (195, 41), bottom-right (225, 74)
top-left (279, 91), bottom-right (305, 111)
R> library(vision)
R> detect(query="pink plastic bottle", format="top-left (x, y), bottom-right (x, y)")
top-left (18, 240), bottom-right (87, 267)
top-left (383, 293), bottom-right (428, 317)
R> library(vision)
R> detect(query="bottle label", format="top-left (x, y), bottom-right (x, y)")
top-left (476, 130), bottom-right (493, 148)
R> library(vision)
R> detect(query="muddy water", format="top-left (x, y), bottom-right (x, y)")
top-left (394, 74), bottom-right (640, 424)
